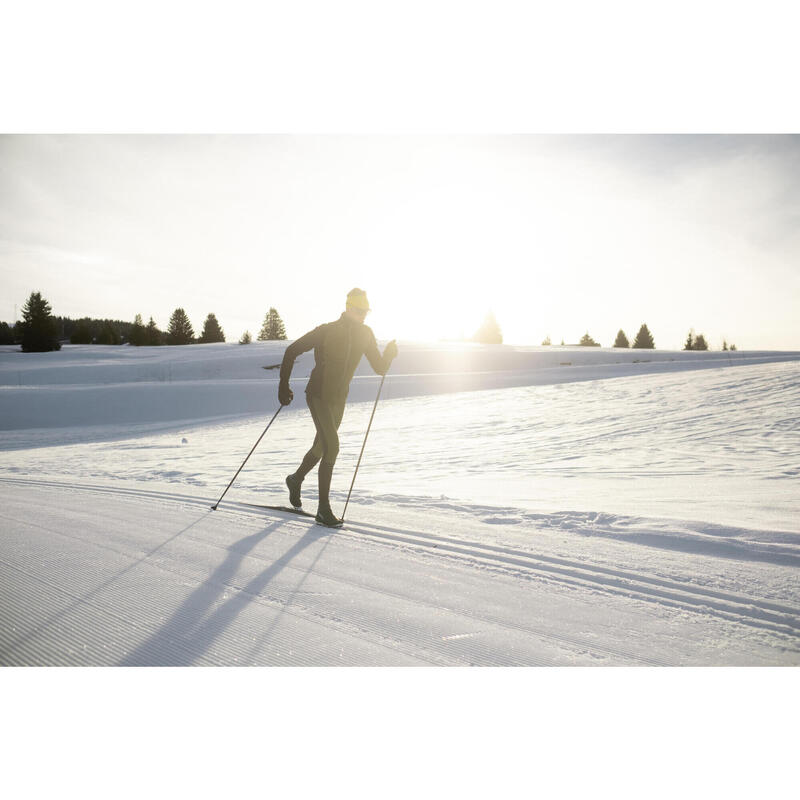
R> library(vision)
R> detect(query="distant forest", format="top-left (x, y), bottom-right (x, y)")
top-left (61, 316), bottom-right (134, 344)
top-left (0, 293), bottom-right (289, 348)
top-left (1, 291), bottom-right (739, 351)
top-left (0, 316), bottom-right (134, 346)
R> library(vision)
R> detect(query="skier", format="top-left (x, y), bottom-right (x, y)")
top-left (279, 288), bottom-right (398, 527)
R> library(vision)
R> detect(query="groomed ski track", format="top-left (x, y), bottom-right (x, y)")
top-left (2, 476), bottom-right (798, 667)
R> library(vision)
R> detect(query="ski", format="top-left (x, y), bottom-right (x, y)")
top-left (242, 503), bottom-right (345, 528)
top-left (246, 503), bottom-right (316, 518)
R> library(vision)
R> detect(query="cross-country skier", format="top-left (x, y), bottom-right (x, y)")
top-left (278, 288), bottom-right (398, 527)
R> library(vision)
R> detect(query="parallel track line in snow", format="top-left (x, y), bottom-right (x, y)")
top-left (341, 516), bottom-right (800, 615)
top-left (0, 547), bottom-right (426, 667)
top-left (3, 476), bottom-right (798, 652)
top-left (0, 558), bottom-right (222, 666)
top-left (0, 506), bottom-right (673, 666)
top-left (339, 524), bottom-right (800, 640)
top-left (0, 569), bottom-right (120, 667)
top-left (11, 475), bottom-right (798, 631)
top-left (0, 503), bottom-right (638, 666)
top-left (0, 512), bottom-right (558, 666)
top-left (0, 516), bottom-right (438, 666)
top-left (6, 474), bottom-right (798, 604)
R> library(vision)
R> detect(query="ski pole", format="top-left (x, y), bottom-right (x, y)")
top-left (211, 405), bottom-right (283, 510)
top-left (342, 373), bottom-right (386, 521)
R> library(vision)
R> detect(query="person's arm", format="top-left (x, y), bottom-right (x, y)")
top-left (279, 326), bottom-right (323, 404)
top-left (364, 328), bottom-right (398, 376)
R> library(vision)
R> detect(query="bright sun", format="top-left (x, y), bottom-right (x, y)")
top-left (365, 280), bottom-right (491, 344)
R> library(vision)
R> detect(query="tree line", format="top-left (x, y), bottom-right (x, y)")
top-left (2, 291), bottom-right (742, 353)
top-left (682, 329), bottom-right (737, 351)
top-left (540, 324), bottom-right (736, 351)
top-left (1, 292), bottom-right (289, 352)
top-left (124, 307), bottom-right (287, 346)
top-left (541, 324), bottom-right (656, 349)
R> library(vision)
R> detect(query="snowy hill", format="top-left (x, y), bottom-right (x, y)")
top-left (1, 339), bottom-right (796, 436)
top-left (1, 341), bottom-right (799, 665)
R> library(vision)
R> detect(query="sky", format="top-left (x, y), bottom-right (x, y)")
top-left (1, 134), bottom-right (799, 350)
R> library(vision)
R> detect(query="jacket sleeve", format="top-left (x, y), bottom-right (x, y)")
top-left (280, 326), bottom-right (323, 383)
top-left (363, 327), bottom-right (392, 376)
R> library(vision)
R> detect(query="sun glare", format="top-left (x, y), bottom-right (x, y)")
top-left (365, 278), bottom-right (491, 345)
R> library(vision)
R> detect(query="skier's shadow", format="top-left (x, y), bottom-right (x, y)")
top-left (119, 520), bottom-right (324, 666)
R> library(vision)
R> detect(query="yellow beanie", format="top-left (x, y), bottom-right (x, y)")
top-left (346, 288), bottom-right (370, 311)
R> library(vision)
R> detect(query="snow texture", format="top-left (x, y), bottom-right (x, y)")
top-left (1, 341), bottom-right (799, 665)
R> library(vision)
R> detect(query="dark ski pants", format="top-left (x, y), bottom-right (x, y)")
top-left (294, 393), bottom-right (347, 478)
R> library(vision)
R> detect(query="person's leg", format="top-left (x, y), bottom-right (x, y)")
top-left (308, 395), bottom-right (345, 525)
top-left (332, 396), bottom-right (346, 431)
top-left (285, 396), bottom-right (325, 507)
top-left (308, 395), bottom-right (340, 465)
top-left (316, 461), bottom-right (337, 521)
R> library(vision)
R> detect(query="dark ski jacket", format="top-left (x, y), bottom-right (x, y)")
top-left (280, 313), bottom-right (392, 402)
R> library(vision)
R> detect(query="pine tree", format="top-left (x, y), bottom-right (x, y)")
top-left (199, 313), bottom-right (226, 343)
top-left (613, 330), bottom-right (630, 348)
top-left (130, 314), bottom-right (146, 346)
top-left (18, 291), bottom-right (61, 352)
top-left (684, 330), bottom-right (695, 351)
top-left (167, 308), bottom-right (195, 345)
top-left (0, 321), bottom-right (15, 345)
top-left (239, 330), bottom-right (252, 345)
top-left (70, 320), bottom-right (93, 344)
top-left (632, 323), bottom-right (655, 349)
top-left (258, 308), bottom-right (287, 341)
top-left (693, 333), bottom-right (708, 351)
top-left (722, 340), bottom-right (728, 351)
top-left (472, 311), bottom-right (503, 344)
top-left (145, 317), bottom-right (164, 346)
top-left (730, 344), bottom-right (737, 351)
top-left (579, 332), bottom-right (599, 346)
top-left (96, 321), bottom-right (121, 345)
top-left (541, 336), bottom-right (551, 346)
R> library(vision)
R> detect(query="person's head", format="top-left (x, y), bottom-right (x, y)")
top-left (345, 287), bottom-right (370, 323)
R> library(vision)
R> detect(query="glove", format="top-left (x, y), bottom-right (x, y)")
top-left (384, 339), bottom-right (398, 362)
top-left (278, 381), bottom-right (294, 406)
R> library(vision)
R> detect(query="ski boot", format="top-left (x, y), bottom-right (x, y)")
top-left (315, 461), bottom-right (343, 527)
top-left (286, 473), bottom-right (303, 508)
top-left (315, 505), bottom-right (343, 528)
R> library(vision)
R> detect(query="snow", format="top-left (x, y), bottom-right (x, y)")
top-left (1, 341), bottom-right (799, 667)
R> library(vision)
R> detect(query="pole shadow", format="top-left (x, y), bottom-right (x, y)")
top-left (119, 521), bottom-right (328, 666)
top-left (2, 512), bottom-right (211, 662)
top-left (243, 527), bottom-right (334, 663)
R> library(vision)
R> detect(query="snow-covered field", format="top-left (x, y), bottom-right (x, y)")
top-left (1, 341), bottom-right (799, 665)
